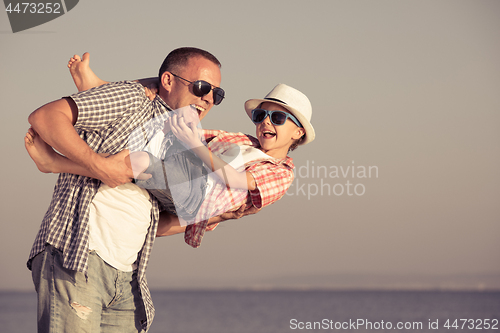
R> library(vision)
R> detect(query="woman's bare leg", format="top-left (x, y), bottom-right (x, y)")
top-left (68, 52), bottom-right (159, 100)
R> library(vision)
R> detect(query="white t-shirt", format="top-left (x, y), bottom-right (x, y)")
top-left (88, 183), bottom-right (152, 271)
top-left (88, 131), bottom-right (165, 271)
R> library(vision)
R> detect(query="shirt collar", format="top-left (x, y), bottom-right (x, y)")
top-left (246, 134), bottom-right (295, 169)
top-left (153, 95), bottom-right (173, 121)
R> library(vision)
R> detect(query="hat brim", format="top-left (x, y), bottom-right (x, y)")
top-left (245, 98), bottom-right (315, 145)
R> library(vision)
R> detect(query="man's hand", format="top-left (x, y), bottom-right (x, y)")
top-left (94, 149), bottom-right (135, 187)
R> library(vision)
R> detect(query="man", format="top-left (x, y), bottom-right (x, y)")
top-left (27, 47), bottom-right (248, 332)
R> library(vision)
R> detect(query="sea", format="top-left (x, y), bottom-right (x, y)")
top-left (1, 290), bottom-right (499, 332)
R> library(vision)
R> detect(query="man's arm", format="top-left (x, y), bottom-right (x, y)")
top-left (156, 204), bottom-right (261, 237)
top-left (156, 211), bottom-right (186, 236)
top-left (28, 98), bottom-right (134, 187)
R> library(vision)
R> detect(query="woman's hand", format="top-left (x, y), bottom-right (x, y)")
top-left (170, 106), bottom-right (202, 148)
top-left (137, 77), bottom-right (159, 101)
top-left (144, 86), bottom-right (158, 101)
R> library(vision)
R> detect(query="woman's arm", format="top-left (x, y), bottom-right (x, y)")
top-left (170, 113), bottom-right (256, 191)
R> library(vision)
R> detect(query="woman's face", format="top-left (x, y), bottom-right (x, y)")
top-left (254, 102), bottom-right (305, 159)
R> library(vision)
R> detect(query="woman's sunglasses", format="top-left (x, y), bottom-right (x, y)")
top-left (251, 108), bottom-right (303, 127)
top-left (171, 73), bottom-right (225, 105)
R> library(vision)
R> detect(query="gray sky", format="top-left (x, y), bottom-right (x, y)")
top-left (1, 0), bottom-right (499, 291)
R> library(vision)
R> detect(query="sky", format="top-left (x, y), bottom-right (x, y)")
top-left (0, 0), bottom-right (499, 292)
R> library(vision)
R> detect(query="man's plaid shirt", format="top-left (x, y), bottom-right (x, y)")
top-left (184, 129), bottom-right (295, 248)
top-left (27, 81), bottom-right (171, 331)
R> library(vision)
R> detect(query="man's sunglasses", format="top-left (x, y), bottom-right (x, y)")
top-left (171, 73), bottom-right (225, 105)
top-left (251, 108), bottom-right (303, 127)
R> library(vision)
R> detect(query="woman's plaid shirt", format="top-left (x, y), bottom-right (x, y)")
top-left (27, 81), bottom-right (171, 331)
top-left (184, 129), bottom-right (295, 248)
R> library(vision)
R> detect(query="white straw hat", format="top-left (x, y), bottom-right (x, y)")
top-left (245, 83), bottom-right (315, 145)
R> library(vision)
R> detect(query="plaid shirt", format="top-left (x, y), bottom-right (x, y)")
top-left (27, 81), bottom-right (171, 332)
top-left (184, 129), bottom-right (295, 247)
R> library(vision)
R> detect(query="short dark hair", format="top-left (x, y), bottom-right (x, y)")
top-left (158, 47), bottom-right (221, 80)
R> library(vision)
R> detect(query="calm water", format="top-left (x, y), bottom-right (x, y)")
top-left (1, 290), bottom-right (499, 332)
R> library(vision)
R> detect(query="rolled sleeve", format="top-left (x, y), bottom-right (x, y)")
top-left (247, 162), bottom-right (294, 209)
top-left (71, 81), bottom-right (146, 132)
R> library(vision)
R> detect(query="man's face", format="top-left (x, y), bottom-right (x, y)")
top-left (161, 56), bottom-right (222, 120)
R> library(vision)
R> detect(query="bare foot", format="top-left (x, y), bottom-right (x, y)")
top-left (68, 52), bottom-right (108, 92)
top-left (24, 128), bottom-right (59, 173)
